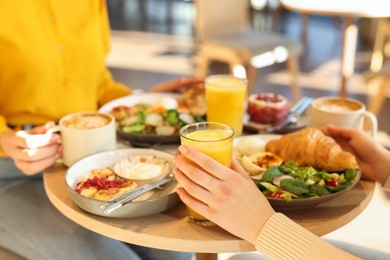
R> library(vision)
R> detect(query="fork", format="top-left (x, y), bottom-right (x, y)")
top-left (285, 96), bottom-right (314, 125)
top-left (100, 174), bottom-right (174, 215)
top-left (261, 96), bottom-right (313, 134)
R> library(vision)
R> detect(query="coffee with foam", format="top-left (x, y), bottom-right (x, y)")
top-left (309, 97), bottom-right (377, 137)
top-left (58, 111), bottom-right (116, 166)
top-left (64, 113), bottom-right (111, 129)
top-left (318, 99), bottom-right (361, 113)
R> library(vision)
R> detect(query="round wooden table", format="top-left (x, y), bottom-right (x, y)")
top-left (43, 162), bottom-right (375, 258)
top-left (281, 0), bottom-right (390, 96)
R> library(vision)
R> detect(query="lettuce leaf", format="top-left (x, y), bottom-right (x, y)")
top-left (260, 167), bottom-right (284, 183)
top-left (280, 178), bottom-right (309, 195)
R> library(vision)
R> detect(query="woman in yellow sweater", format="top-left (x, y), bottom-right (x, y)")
top-left (174, 125), bottom-right (390, 260)
top-left (0, 1), bottom-right (197, 259)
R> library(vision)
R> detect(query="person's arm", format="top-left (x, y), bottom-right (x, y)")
top-left (256, 213), bottom-right (359, 259)
top-left (95, 1), bottom-right (204, 105)
top-left (149, 77), bottom-right (204, 93)
top-left (96, 0), bottom-right (132, 107)
top-left (0, 116), bottom-right (10, 156)
top-left (174, 145), bottom-right (360, 259)
top-left (97, 69), bottom-right (133, 107)
top-left (322, 125), bottom-right (390, 188)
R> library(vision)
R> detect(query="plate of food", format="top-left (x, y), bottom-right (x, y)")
top-left (98, 91), bottom-right (206, 146)
top-left (234, 127), bottom-right (361, 210)
top-left (65, 148), bottom-right (179, 218)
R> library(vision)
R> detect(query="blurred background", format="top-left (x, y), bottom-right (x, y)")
top-left (106, 0), bottom-right (390, 140)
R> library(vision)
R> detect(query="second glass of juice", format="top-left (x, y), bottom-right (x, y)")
top-left (179, 122), bottom-right (234, 226)
top-left (205, 75), bottom-right (247, 137)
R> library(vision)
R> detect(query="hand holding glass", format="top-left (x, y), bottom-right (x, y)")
top-left (179, 122), bottom-right (234, 226)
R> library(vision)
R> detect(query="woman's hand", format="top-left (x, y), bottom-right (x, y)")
top-left (0, 121), bottom-right (61, 175)
top-left (149, 77), bottom-right (204, 93)
top-left (322, 125), bottom-right (390, 185)
top-left (174, 145), bottom-right (275, 245)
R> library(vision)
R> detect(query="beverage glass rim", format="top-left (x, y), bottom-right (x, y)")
top-left (205, 74), bottom-right (248, 85)
top-left (179, 122), bottom-right (234, 142)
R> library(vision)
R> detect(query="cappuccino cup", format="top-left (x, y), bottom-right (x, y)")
top-left (309, 97), bottom-right (378, 137)
top-left (50, 111), bottom-right (116, 167)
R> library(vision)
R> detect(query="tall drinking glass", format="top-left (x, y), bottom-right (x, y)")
top-left (179, 122), bottom-right (234, 226)
top-left (205, 75), bottom-right (247, 137)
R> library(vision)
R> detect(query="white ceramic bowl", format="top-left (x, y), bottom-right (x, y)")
top-left (65, 148), bottom-right (179, 218)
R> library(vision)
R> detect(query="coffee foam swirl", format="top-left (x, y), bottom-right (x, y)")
top-left (319, 100), bottom-right (361, 112)
top-left (65, 114), bottom-right (110, 129)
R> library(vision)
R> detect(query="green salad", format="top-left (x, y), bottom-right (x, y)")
top-left (110, 104), bottom-right (206, 136)
top-left (255, 161), bottom-right (358, 202)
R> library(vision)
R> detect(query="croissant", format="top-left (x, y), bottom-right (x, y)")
top-left (265, 128), bottom-right (359, 171)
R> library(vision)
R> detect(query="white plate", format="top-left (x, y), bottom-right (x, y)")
top-left (99, 93), bottom-right (184, 146)
top-left (234, 134), bottom-right (281, 146)
top-left (98, 93), bottom-right (183, 114)
top-left (234, 134), bottom-right (361, 210)
top-left (65, 148), bottom-right (179, 218)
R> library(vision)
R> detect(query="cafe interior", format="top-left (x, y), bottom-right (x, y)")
top-left (106, 1), bottom-right (390, 257)
top-left (109, 1), bottom-right (390, 259)
top-left (1, 0), bottom-right (390, 259)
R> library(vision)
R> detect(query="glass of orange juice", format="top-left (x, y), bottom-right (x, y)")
top-left (205, 75), bottom-right (247, 137)
top-left (179, 122), bottom-right (234, 226)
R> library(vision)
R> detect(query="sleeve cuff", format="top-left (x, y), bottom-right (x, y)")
top-left (254, 213), bottom-right (359, 260)
top-left (383, 174), bottom-right (390, 191)
top-left (255, 213), bottom-right (318, 259)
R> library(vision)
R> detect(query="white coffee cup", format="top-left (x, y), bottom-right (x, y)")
top-left (50, 111), bottom-right (116, 167)
top-left (309, 97), bottom-right (378, 137)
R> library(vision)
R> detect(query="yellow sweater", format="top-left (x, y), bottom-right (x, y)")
top-left (0, 0), bottom-right (131, 156)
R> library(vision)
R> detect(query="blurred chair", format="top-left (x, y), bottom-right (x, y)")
top-left (370, 18), bottom-right (390, 73)
top-left (367, 62), bottom-right (390, 116)
top-left (194, 0), bottom-right (303, 101)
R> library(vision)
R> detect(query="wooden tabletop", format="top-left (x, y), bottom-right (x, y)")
top-left (43, 162), bottom-right (375, 254)
top-left (281, 0), bottom-right (390, 18)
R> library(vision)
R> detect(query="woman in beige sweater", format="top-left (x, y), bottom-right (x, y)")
top-left (173, 125), bottom-right (390, 259)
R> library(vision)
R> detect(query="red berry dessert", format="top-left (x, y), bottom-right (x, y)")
top-left (247, 93), bottom-right (289, 124)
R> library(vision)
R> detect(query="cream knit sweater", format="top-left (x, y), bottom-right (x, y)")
top-left (255, 213), bottom-right (360, 260)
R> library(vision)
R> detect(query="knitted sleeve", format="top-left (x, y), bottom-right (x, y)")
top-left (255, 213), bottom-right (360, 260)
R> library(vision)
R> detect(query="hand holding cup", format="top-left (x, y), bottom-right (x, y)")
top-left (0, 122), bottom-right (61, 175)
top-left (309, 97), bottom-right (378, 137)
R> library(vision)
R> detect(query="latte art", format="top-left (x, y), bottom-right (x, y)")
top-left (318, 99), bottom-right (361, 113)
top-left (309, 96), bottom-right (377, 139)
top-left (65, 114), bottom-right (111, 129)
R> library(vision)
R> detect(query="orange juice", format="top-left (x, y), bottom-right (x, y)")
top-left (182, 130), bottom-right (233, 166)
top-left (206, 75), bottom-right (247, 136)
top-left (179, 122), bottom-right (234, 225)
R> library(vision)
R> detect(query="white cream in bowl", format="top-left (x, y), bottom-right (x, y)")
top-left (113, 155), bottom-right (171, 183)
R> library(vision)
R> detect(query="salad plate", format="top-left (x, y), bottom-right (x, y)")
top-left (99, 93), bottom-right (205, 146)
top-left (234, 134), bottom-right (361, 210)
